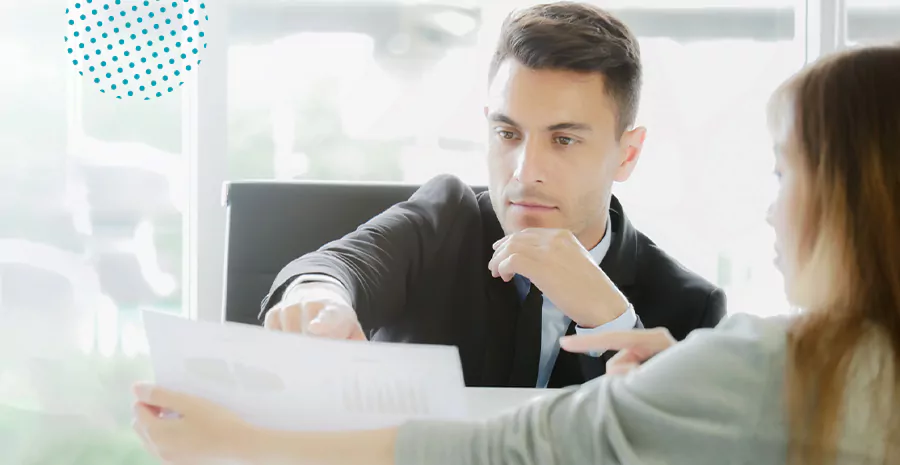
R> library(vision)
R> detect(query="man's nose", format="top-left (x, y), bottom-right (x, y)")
top-left (513, 139), bottom-right (547, 184)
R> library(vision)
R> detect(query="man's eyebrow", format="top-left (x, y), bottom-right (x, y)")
top-left (547, 122), bottom-right (592, 132)
top-left (487, 113), bottom-right (593, 132)
top-left (487, 112), bottom-right (519, 127)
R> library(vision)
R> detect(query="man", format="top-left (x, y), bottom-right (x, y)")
top-left (260, 2), bottom-right (726, 388)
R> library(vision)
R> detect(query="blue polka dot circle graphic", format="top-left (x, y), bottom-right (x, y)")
top-left (65, 0), bottom-right (208, 100)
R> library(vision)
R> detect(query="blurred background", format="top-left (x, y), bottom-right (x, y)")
top-left (1, 0), bottom-right (899, 463)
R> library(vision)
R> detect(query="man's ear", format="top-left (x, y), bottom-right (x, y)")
top-left (614, 126), bottom-right (647, 182)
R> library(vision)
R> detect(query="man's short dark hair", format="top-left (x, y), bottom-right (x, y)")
top-left (489, 2), bottom-right (642, 135)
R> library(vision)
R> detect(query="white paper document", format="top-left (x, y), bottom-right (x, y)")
top-left (142, 310), bottom-right (468, 431)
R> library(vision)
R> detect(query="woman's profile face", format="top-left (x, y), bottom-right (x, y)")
top-left (767, 121), bottom-right (806, 304)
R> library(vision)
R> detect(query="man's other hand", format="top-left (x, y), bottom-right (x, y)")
top-left (488, 228), bottom-right (629, 328)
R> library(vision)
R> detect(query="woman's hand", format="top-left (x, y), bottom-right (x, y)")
top-left (560, 328), bottom-right (676, 375)
top-left (132, 382), bottom-right (255, 464)
top-left (132, 382), bottom-right (401, 465)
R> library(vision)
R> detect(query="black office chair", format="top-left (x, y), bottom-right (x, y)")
top-left (223, 180), bottom-right (487, 325)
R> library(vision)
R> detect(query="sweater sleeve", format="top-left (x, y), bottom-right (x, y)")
top-left (395, 314), bottom-right (786, 465)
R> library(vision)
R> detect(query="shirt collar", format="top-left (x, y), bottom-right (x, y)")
top-left (588, 215), bottom-right (613, 265)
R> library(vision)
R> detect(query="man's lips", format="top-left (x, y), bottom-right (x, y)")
top-left (509, 201), bottom-right (557, 210)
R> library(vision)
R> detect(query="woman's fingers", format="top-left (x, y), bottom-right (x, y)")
top-left (561, 328), bottom-right (677, 375)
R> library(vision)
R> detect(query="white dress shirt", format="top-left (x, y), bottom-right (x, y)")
top-left (512, 218), bottom-right (637, 388)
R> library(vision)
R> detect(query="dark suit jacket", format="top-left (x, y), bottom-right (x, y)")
top-left (262, 174), bottom-right (726, 387)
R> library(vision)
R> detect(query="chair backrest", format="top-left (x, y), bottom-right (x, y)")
top-left (223, 180), bottom-right (488, 325)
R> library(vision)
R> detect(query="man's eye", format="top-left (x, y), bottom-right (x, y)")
top-left (555, 136), bottom-right (577, 146)
top-left (496, 130), bottom-right (517, 140)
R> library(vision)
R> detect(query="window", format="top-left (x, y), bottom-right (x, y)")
top-left (226, 1), bottom-right (486, 183)
top-left (1, 1), bottom-right (183, 463)
top-left (606, 2), bottom-right (803, 317)
top-left (847, 0), bottom-right (900, 45)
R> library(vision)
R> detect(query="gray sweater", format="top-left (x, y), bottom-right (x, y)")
top-left (396, 314), bottom-right (893, 465)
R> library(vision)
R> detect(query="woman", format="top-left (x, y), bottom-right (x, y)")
top-left (132, 44), bottom-right (900, 465)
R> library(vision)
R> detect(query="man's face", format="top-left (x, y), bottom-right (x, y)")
top-left (485, 59), bottom-right (645, 248)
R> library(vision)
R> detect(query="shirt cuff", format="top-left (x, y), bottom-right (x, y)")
top-left (574, 304), bottom-right (637, 357)
top-left (282, 274), bottom-right (352, 304)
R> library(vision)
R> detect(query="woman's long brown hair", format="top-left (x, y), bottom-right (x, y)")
top-left (770, 44), bottom-right (900, 464)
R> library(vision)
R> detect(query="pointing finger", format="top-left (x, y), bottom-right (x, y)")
top-left (560, 328), bottom-right (674, 354)
top-left (605, 349), bottom-right (643, 375)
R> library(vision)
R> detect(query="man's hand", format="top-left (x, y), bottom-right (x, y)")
top-left (559, 328), bottom-right (676, 375)
top-left (488, 228), bottom-right (628, 328)
top-left (132, 383), bottom-right (253, 464)
top-left (264, 281), bottom-right (367, 340)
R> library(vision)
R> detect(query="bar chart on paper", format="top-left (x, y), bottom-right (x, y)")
top-left (338, 369), bottom-right (430, 416)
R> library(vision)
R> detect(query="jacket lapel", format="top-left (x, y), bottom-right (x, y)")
top-left (477, 192), bottom-right (524, 386)
top-left (575, 195), bottom-right (640, 381)
top-left (598, 195), bottom-right (638, 288)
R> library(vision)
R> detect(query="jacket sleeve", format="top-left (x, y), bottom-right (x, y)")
top-left (395, 314), bottom-right (783, 465)
top-left (700, 288), bottom-right (728, 329)
top-left (259, 174), bottom-right (480, 333)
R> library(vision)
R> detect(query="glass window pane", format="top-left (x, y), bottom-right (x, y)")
top-left (847, 0), bottom-right (900, 45)
top-left (1, 1), bottom-right (185, 463)
top-left (226, 0), bottom-right (802, 318)
top-left (606, 4), bottom-right (802, 319)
